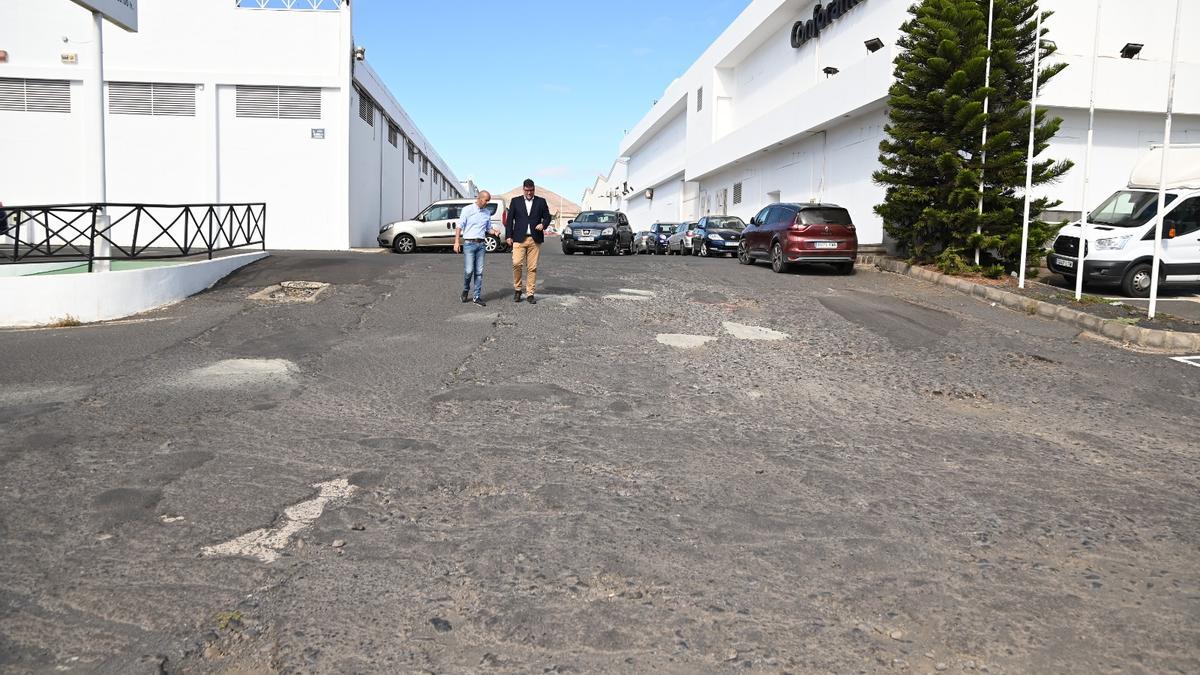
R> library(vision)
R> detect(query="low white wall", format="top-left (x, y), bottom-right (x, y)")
top-left (0, 252), bottom-right (268, 327)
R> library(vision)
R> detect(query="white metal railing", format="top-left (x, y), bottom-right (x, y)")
top-left (235, 0), bottom-right (341, 10)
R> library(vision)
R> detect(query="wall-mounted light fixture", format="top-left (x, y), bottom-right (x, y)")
top-left (645, 188), bottom-right (654, 200)
top-left (353, 46), bottom-right (366, 61)
top-left (864, 38), bottom-right (884, 53)
top-left (822, 66), bottom-right (840, 78)
top-left (1120, 43), bottom-right (1143, 59)
top-left (0, 50), bottom-right (8, 63)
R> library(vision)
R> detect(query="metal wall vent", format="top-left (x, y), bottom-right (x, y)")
top-left (733, 182), bottom-right (743, 205)
top-left (236, 85), bottom-right (321, 119)
top-left (357, 89), bottom-right (374, 126)
top-left (109, 82), bottom-right (196, 116)
top-left (0, 78), bottom-right (71, 113)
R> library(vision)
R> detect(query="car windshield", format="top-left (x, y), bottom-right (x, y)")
top-left (483, 203), bottom-right (498, 215)
top-left (707, 216), bottom-right (745, 229)
top-left (576, 212), bottom-right (618, 224)
top-left (1088, 190), bottom-right (1177, 227)
top-left (654, 224), bottom-right (676, 233)
top-left (799, 208), bottom-right (853, 225)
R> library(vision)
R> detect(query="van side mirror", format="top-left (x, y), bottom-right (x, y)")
top-left (567, 219), bottom-right (573, 225)
top-left (749, 217), bottom-right (758, 226)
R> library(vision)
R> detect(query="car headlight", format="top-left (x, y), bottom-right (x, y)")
top-left (707, 233), bottom-right (722, 240)
top-left (1094, 235), bottom-right (1132, 251)
top-left (379, 223), bottom-right (392, 233)
top-left (563, 227), bottom-right (572, 236)
top-left (602, 227), bottom-right (615, 235)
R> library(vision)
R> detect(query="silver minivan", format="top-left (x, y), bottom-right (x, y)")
top-left (378, 198), bottom-right (508, 253)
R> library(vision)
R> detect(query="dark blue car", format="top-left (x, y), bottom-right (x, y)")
top-left (637, 222), bottom-right (677, 254)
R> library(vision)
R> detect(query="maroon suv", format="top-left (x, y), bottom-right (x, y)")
top-left (738, 202), bottom-right (857, 274)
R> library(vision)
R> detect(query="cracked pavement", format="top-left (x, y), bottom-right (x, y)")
top-left (0, 248), bottom-right (1197, 673)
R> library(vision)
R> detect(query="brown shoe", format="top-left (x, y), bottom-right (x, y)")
top-left (527, 295), bottom-right (537, 305)
top-left (513, 290), bottom-right (523, 303)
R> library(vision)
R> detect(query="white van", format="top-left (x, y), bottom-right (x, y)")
top-left (1047, 145), bottom-right (1200, 297)
top-left (378, 198), bottom-right (508, 254)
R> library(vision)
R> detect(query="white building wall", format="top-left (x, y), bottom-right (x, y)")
top-left (0, 0), bottom-right (464, 251)
top-left (607, 0), bottom-right (1200, 248)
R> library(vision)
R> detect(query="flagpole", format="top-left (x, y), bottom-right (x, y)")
top-left (1018, 5), bottom-right (1044, 289)
top-left (1148, 0), bottom-right (1183, 319)
top-left (1074, 0), bottom-right (1102, 301)
top-left (975, 0), bottom-right (995, 266)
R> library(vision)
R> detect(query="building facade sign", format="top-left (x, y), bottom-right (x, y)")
top-left (68, 0), bottom-right (138, 32)
top-left (791, 0), bottom-right (865, 48)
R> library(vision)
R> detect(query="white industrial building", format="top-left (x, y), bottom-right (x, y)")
top-left (0, 0), bottom-right (464, 250)
top-left (594, 0), bottom-right (1200, 246)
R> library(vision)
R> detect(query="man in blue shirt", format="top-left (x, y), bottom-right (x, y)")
top-left (453, 190), bottom-right (502, 306)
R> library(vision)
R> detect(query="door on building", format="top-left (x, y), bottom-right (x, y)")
top-left (718, 188), bottom-right (728, 216)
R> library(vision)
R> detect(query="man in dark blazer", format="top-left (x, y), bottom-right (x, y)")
top-left (505, 178), bottom-right (553, 304)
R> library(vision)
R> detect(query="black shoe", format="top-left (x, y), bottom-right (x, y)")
top-left (473, 298), bottom-right (487, 307)
top-left (461, 291), bottom-right (469, 303)
top-left (514, 290), bottom-right (523, 303)
top-left (527, 295), bottom-right (537, 305)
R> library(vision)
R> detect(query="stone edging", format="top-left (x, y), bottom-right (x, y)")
top-left (872, 257), bottom-right (1200, 353)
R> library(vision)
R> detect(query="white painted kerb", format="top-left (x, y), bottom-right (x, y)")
top-left (0, 251), bottom-right (268, 327)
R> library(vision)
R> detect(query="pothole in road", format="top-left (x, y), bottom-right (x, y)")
top-left (722, 321), bottom-right (789, 341)
top-left (656, 334), bottom-right (717, 349)
top-left (201, 478), bottom-right (357, 563)
top-left (177, 359), bottom-right (297, 388)
top-left (247, 280), bottom-right (330, 304)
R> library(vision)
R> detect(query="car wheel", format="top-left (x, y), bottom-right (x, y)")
top-left (770, 242), bottom-right (788, 273)
top-left (1120, 262), bottom-right (1154, 298)
top-left (834, 262), bottom-right (855, 275)
top-left (562, 246), bottom-right (572, 255)
top-left (484, 236), bottom-right (499, 253)
top-left (392, 233), bottom-right (416, 254)
top-left (738, 242), bottom-right (754, 265)
top-left (1062, 274), bottom-right (1076, 287)
top-left (698, 241), bottom-right (710, 257)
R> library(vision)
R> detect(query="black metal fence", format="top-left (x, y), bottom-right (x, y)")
top-left (0, 202), bottom-right (266, 271)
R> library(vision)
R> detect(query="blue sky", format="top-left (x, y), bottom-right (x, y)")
top-left (352, 0), bottom-right (751, 204)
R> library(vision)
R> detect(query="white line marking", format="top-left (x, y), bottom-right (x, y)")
top-left (617, 289), bottom-right (656, 297)
top-left (722, 321), bottom-right (790, 341)
top-left (202, 478), bottom-right (357, 563)
top-left (604, 294), bottom-right (650, 301)
top-left (1170, 356), bottom-right (1200, 369)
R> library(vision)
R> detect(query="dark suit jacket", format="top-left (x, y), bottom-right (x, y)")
top-left (506, 195), bottom-right (552, 244)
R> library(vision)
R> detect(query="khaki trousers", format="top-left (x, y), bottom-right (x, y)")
top-left (511, 239), bottom-right (541, 294)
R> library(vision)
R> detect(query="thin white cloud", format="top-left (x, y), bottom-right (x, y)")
top-left (536, 166), bottom-right (571, 178)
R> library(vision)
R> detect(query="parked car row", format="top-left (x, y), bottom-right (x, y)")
top-left (379, 199), bottom-right (859, 276)
top-left (629, 203), bottom-right (858, 274)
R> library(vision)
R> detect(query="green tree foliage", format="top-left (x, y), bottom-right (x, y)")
top-left (874, 0), bottom-right (1072, 273)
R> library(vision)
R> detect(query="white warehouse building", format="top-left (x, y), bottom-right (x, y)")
top-left (0, 0), bottom-right (464, 250)
top-left (597, 0), bottom-right (1200, 247)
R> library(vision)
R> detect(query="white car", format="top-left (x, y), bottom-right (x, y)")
top-left (378, 198), bottom-right (508, 254)
top-left (1047, 145), bottom-right (1200, 297)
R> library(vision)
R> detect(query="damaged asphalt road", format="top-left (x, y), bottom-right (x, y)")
top-left (0, 248), bottom-right (1197, 673)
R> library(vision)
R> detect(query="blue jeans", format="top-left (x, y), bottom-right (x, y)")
top-left (462, 241), bottom-right (485, 299)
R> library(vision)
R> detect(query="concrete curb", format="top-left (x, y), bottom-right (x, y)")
top-left (872, 257), bottom-right (1200, 354)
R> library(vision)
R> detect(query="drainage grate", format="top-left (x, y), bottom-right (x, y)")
top-left (248, 280), bottom-right (330, 303)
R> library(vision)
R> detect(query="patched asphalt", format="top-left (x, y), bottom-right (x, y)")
top-left (1, 246), bottom-right (1197, 673)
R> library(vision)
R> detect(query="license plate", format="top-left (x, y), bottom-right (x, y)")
top-left (813, 241), bottom-right (838, 249)
top-left (725, 241), bottom-right (739, 246)
top-left (577, 236), bottom-right (594, 242)
top-left (1058, 257), bottom-right (1074, 269)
